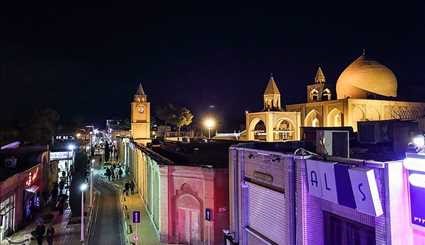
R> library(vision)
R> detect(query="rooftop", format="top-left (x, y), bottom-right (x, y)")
top-left (140, 140), bottom-right (241, 168)
top-left (0, 146), bottom-right (47, 181)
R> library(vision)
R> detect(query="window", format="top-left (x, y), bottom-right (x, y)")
top-left (310, 89), bottom-right (319, 101)
top-left (322, 89), bottom-right (331, 100)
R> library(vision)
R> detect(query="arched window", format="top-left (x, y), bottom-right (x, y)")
top-left (322, 89), bottom-right (331, 100)
top-left (253, 120), bottom-right (266, 141)
top-left (310, 89), bottom-right (319, 101)
top-left (274, 119), bottom-right (295, 141)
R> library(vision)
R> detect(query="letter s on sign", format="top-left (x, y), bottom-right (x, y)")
top-left (358, 183), bottom-right (366, 201)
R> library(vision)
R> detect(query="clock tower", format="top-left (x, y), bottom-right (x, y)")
top-left (131, 83), bottom-right (151, 144)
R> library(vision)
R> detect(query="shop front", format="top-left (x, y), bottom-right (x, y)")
top-left (50, 151), bottom-right (73, 195)
top-left (22, 166), bottom-right (42, 221)
top-left (228, 146), bottom-right (296, 245)
top-left (0, 195), bottom-right (15, 241)
top-left (298, 158), bottom-right (387, 245)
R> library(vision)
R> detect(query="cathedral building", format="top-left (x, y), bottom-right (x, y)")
top-left (245, 75), bottom-right (301, 141)
top-left (243, 52), bottom-right (425, 141)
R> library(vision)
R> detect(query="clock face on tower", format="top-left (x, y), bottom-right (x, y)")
top-left (137, 105), bottom-right (145, 113)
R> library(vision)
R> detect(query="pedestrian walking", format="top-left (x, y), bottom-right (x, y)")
top-left (124, 182), bottom-right (130, 196)
top-left (46, 224), bottom-right (55, 245)
top-left (105, 168), bottom-right (111, 181)
top-left (33, 223), bottom-right (45, 245)
top-left (118, 168), bottom-right (123, 179)
top-left (130, 180), bottom-right (135, 194)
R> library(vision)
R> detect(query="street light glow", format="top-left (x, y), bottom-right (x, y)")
top-left (413, 135), bottom-right (425, 148)
top-left (203, 117), bottom-right (216, 129)
top-left (76, 133), bottom-right (81, 138)
top-left (67, 144), bottom-right (76, 151)
top-left (80, 183), bottom-right (88, 192)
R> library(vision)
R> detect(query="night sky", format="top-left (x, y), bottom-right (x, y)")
top-left (1, 2), bottom-right (425, 130)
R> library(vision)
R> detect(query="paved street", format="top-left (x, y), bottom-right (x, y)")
top-left (88, 175), bottom-right (125, 245)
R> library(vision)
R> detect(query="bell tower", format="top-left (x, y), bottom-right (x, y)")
top-left (131, 83), bottom-right (151, 144)
top-left (263, 74), bottom-right (282, 111)
top-left (306, 66), bottom-right (332, 102)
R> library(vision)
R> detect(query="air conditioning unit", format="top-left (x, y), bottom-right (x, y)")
top-left (316, 130), bottom-right (349, 158)
top-left (357, 121), bottom-right (392, 144)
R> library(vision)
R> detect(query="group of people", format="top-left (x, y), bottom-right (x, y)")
top-left (32, 223), bottom-right (55, 245)
top-left (123, 180), bottom-right (136, 196)
top-left (105, 164), bottom-right (124, 181)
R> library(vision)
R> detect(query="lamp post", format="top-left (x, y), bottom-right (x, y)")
top-left (90, 159), bottom-right (95, 207)
top-left (203, 118), bottom-right (216, 139)
top-left (80, 183), bottom-right (88, 243)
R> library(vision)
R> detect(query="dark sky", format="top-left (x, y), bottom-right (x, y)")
top-left (1, 2), bottom-right (425, 130)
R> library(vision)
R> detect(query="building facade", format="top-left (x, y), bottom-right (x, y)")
top-left (227, 143), bottom-right (425, 245)
top-left (122, 141), bottom-right (229, 244)
top-left (0, 146), bottom-right (49, 242)
top-left (245, 75), bottom-right (301, 142)
top-left (243, 53), bottom-right (425, 142)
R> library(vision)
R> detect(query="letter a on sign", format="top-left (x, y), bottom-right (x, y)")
top-left (306, 160), bottom-right (322, 198)
top-left (348, 167), bottom-right (383, 217)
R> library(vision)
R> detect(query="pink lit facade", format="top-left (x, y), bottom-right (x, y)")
top-left (123, 141), bottom-right (229, 245)
top-left (228, 144), bottom-right (425, 245)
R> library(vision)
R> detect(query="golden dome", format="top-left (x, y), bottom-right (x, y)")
top-left (336, 54), bottom-right (397, 99)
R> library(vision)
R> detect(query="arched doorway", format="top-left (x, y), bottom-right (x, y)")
top-left (274, 119), bottom-right (295, 141)
top-left (327, 108), bottom-right (343, 127)
top-left (176, 193), bottom-right (202, 244)
top-left (305, 110), bottom-right (321, 127)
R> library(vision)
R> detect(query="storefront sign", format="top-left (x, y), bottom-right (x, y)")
top-left (50, 151), bottom-right (73, 160)
top-left (405, 155), bottom-right (425, 229)
top-left (132, 211), bottom-right (141, 223)
top-left (244, 152), bottom-right (285, 191)
top-left (306, 160), bottom-right (382, 217)
top-left (305, 160), bottom-right (338, 204)
top-left (348, 167), bottom-right (383, 216)
top-left (409, 183), bottom-right (425, 228)
top-left (25, 167), bottom-right (39, 188)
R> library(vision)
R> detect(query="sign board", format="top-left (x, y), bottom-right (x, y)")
top-left (348, 167), bottom-right (383, 216)
top-left (409, 183), bottom-right (425, 228)
top-left (132, 211), bottom-right (141, 223)
top-left (205, 208), bottom-right (212, 221)
top-left (305, 160), bottom-right (383, 217)
top-left (50, 151), bottom-right (73, 160)
top-left (244, 151), bottom-right (286, 192)
top-left (305, 160), bottom-right (338, 203)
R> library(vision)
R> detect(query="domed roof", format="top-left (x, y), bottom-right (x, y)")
top-left (336, 54), bottom-right (397, 99)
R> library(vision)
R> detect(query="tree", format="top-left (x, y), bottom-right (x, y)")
top-left (69, 151), bottom-right (89, 217)
top-left (156, 104), bottom-right (193, 140)
top-left (23, 108), bottom-right (60, 144)
top-left (175, 107), bottom-right (193, 140)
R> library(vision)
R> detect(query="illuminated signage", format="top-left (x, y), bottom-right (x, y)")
top-left (306, 160), bottom-right (383, 216)
top-left (50, 151), bottom-right (73, 160)
top-left (348, 167), bottom-right (383, 216)
top-left (306, 160), bottom-right (342, 204)
top-left (25, 167), bottom-right (39, 187)
top-left (404, 155), bottom-right (425, 229)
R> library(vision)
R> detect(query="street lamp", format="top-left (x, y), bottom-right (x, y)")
top-left (80, 183), bottom-right (88, 243)
top-left (203, 117), bottom-right (216, 139)
top-left (67, 144), bottom-right (76, 151)
top-left (89, 159), bottom-right (95, 207)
